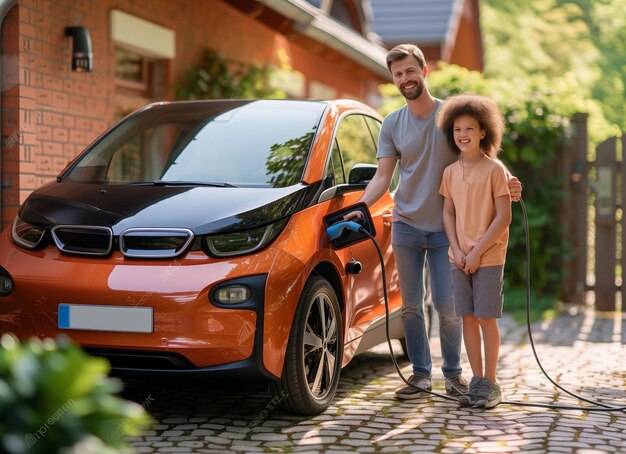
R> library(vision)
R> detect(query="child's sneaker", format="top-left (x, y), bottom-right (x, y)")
top-left (457, 376), bottom-right (483, 407)
top-left (472, 378), bottom-right (502, 409)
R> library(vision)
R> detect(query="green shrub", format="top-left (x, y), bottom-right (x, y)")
top-left (0, 334), bottom-right (152, 454)
top-left (175, 48), bottom-right (285, 100)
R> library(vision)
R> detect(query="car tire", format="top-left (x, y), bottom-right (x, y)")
top-left (273, 276), bottom-right (343, 415)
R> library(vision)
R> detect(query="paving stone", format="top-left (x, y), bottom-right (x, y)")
top-left (228, 446), bottom-right (264, 453)
top-left (249, 433), bottom-right (289, 441)
top-left (340, 439), bottom-right (374, 447)
top-left (201, 436), bottom-right (230, 445)
top-left (173, 424), bottom-right (199, 430)
top-left (199, 424), bottom-right (225, 430)
top-left (176, 442), bottom-right (205, 448)
top-left (160, 430), bottom-right (184, 437)
top-left (350, 431), bottom-right (372, 439)
top-left (295, 436), bottom-right (338, 444)
top-left (190, 429), bottom-right (214, 437)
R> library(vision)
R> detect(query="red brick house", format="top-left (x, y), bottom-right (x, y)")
top-left (0, 0), bottom-right (482, 229)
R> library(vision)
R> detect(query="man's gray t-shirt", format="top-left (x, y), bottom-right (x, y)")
top-left (377, 100), bottom-right (457, 232)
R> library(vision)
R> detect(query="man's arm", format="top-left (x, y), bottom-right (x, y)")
top-left (358, 157), bottom-right (397, 207)
top-left (497, 159), bottom-right (522, 202)
top-left (344, 157), bottom-right (397, 220)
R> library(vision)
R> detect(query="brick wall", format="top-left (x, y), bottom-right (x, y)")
top-left (2, 4), bottom-right (22, 226)
top-left (1, 0), bottom-right (386, 229)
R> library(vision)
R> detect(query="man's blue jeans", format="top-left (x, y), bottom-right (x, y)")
top-left (391, 221), bottom-right (463, 378)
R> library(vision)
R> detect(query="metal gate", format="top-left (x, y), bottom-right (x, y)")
top-left (561, 113), bottom-right (625, 312)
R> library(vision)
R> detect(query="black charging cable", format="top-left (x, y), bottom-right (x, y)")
top-left (352, 199), bottom-right (625, 412)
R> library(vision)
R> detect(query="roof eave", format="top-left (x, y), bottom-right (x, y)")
top-left (260, 0), bottom-right (391, 81)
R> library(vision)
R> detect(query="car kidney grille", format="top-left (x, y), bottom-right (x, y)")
top-left (51, 225), bottom-right (113, 256)
top-left (119, 228), bottom-right (194, 258)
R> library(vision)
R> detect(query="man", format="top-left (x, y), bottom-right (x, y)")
top-left (349, 44), bottom-right (522, 399)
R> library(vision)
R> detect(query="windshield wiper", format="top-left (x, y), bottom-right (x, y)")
top-left (151, 180), bottom-right (237, 188)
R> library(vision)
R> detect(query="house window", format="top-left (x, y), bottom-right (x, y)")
top-left (115, 48), bottom-right (149, 93)
top-left (110, 10), bottom-right (173, 102)
top-left (114, 47), bottom-right (166, 105)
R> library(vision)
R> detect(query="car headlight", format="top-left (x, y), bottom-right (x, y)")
top-left (11, 216), bottom-right (46, 249)
top-left (203, 219), bottom-right (288, 257)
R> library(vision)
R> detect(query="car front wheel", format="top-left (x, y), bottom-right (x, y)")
top-left (274, 276), bottom-right (343, 414)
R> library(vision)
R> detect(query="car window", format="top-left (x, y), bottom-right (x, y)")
top-left (364, 115), bottom-right (399, 193)
top-left (364, 116), bottom-right (381, 145)
top-left (335, 114), bottom-right (378, 180)
top-left (325, 141), bottom-right (345, 185)
top-left (107, 126), bottom-right (172, 182)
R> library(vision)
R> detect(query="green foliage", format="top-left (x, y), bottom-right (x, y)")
top-left (176, 48), bottom-right (285, 100)
top-left (0, 334), bottom-right (152, 454)
top-left (482, 0), bottom-right (626, 135)
top-left (482, 0), bottom-right (595, 80)
top-left (504, 286), bottom-right (557, 325)
top-left (570, 0), bottom-right (626, 131)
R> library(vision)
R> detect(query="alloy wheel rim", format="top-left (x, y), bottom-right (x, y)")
top-left (302, 291), bottom-right (338, 399)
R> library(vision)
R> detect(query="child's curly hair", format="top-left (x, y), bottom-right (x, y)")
top-left (437, 94), bottom-right (505, 158)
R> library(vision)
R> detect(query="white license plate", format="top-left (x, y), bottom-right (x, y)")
top-left (58, 304), bottom-right (153, 333)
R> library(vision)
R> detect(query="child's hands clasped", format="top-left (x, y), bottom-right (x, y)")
top-left (463, 250), bottom-right (481, 274)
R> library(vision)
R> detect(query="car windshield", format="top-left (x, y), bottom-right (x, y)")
top-left (65, 100), bottom-right (326, 188)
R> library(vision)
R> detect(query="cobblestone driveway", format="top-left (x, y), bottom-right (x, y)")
top-left (122, 309), bottom-right (625, 453)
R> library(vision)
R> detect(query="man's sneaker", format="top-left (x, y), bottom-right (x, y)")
top-left (394, 375), bottom-right (432, 399)
top-left (445, 374), bottom-right (469, 397)
top-left (457, 376), bottom-right (483, 407)
top-left (472, 378), bottom-right (502, 409)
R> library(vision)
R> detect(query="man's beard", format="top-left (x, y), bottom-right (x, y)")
top-left (401, 81), bottom-right (424, 100)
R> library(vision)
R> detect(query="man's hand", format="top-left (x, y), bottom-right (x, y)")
top-left (508, 176), bottom-right (522, 202)
top-left (343, 210), bottom-right (364, 222)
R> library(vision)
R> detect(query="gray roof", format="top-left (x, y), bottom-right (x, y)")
top-left (369, 0), bottom-right (460, 46)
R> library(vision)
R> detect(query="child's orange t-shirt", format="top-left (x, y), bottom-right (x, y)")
top-left (439, 157), bottom-right (511, 267)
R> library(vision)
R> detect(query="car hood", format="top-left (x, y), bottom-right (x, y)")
top-left (19, 182), bottom-right (317, 235)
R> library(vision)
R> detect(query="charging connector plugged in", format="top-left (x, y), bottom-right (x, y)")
top-left (323, 202), bottom-right (376, 250)
top-left (326, 220), bottom-right (364, 240)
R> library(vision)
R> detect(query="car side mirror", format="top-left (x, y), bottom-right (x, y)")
top-left (349, 163), bottom-right (377, 184)
top-left (317, 163), bottom-right (378, 203)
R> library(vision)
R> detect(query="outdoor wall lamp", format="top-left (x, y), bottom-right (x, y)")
top-left (65, 26), bottom-right (93, 72)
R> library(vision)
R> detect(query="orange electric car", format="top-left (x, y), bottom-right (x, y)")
top-left (0, 99), bottom-right (405, 414)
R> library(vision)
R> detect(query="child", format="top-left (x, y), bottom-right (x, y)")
top-left (437, 94), bottom-right (512, 409)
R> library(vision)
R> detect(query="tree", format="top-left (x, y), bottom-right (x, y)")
top-left (482, 0), bottom-right (625, 133)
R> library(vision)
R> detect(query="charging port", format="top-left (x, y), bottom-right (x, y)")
top-left (323, 202), bottom-right (376, 250)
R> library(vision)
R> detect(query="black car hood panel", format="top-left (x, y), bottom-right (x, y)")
top-left (20, 183), bottom-right (312, 235)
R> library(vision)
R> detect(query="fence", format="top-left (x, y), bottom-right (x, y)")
top-left (561, 113), bottom-right (625, 311)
